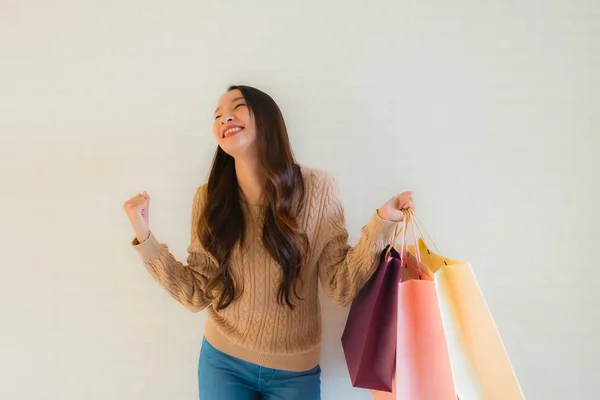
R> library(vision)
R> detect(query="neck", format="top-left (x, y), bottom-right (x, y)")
top-left (235, 155), bottom-right (264, 205)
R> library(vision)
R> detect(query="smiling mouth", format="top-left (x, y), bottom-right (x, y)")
top-left (223, 126), bottom-right (243, 138)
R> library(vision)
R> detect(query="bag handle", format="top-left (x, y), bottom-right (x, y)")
top-left (401, 210), bottom-right (426, 278)
top-left (384, 209), bottom-right (409, 261)
top-left (399, 210), bottom-right (421, 263)
top-left (408, 209), bottom-right (439, 251)
top-left (405, 209), bottom-right (453, 269)
top-left (384, 209), bottom-right (427, 278)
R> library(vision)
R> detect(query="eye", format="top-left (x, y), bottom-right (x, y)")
top-left (234, 103), bottom-right (246, 109)
top-left (214, 114), bottom-right (221, 120)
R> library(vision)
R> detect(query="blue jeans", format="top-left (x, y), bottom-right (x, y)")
top-left (198, 337), bottom-right (321, 400)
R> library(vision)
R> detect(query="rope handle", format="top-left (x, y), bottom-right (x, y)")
top-left (383, 209), bottom-right (426, 277)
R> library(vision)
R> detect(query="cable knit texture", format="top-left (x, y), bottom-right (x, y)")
top-left (132, 166), bottom-right (398, 371)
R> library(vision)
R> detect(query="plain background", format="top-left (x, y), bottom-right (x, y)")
top-left (1, 0), bottom-right (598, 399)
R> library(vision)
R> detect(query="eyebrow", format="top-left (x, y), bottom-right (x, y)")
top-left (214, 97), bottom-right (246, 114)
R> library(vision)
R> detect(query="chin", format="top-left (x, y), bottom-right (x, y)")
top-left (220, 143), bottom-right (251, 158)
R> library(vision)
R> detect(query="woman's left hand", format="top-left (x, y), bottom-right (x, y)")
top-left (377, 191), bottom-right (414, 222)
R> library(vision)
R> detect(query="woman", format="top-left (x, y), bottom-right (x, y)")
top-left (123, 85), bottom-right (413, 400)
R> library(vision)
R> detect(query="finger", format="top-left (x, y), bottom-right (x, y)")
top-left (400, 201), bottom-right (414, 210)
top-left (137, 193), bottom-right (148, 203)
top-left (395, 194), bottom-right (408, 205)
top-left (127, 197), bottom-right (146, 208)
top-left (397, 192), bottom-right (412, 203)
top-left (127, 193), bottom-right (146, 203)
top-left (400, 192), bottom-right (414, 208)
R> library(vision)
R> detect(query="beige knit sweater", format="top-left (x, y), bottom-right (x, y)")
top-left (132, 166), bottom-right (397, 371)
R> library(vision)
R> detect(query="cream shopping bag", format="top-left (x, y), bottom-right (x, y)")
top-left (409, 213), bottom-right (524, 399)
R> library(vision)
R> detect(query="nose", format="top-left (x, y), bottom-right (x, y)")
top-left (221, 114), bottom-right (234, 124)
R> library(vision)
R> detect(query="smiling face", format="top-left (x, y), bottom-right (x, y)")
top-left (212, 89), bottom-right (257, 158)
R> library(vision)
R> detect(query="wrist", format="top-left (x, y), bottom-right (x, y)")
top-left (136, 230), bottom-right (150, 244)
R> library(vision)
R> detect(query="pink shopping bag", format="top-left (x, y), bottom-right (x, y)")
top-left (373, 212), bottom-right (457, 400)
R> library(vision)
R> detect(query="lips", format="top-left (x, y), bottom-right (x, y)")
top-left (222, 124), bottom-right (244, 138)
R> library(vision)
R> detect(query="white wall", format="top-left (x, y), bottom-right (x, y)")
top-left (1, 0), bottom-right (598, 399)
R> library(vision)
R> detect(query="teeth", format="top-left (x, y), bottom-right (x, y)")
top-left (224, 127), bottom-right (242, 137)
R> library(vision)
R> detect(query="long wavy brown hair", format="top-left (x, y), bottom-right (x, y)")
top-left (198, 85), bottom-right (309, 311)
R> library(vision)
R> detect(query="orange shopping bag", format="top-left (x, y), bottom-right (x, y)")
top-left (372, 211), bottom-right (456, 400)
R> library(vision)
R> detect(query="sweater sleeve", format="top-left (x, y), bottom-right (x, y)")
top-left (316, 173), bottom-right (399, 306)
top-left (131, 185), bottom-right (216, 312)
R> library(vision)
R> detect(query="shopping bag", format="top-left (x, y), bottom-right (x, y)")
top-left (372, 213), bottom-right (457, 400)
top-left (371, 375), bottom-right (396, 400)
top-left (410, 213), bottom-right (525, 400)
top-left (341, 225), bottom-right (403, 391)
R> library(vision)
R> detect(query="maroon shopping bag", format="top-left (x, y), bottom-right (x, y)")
top-left (341, 245), bottom-right (403, 392)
